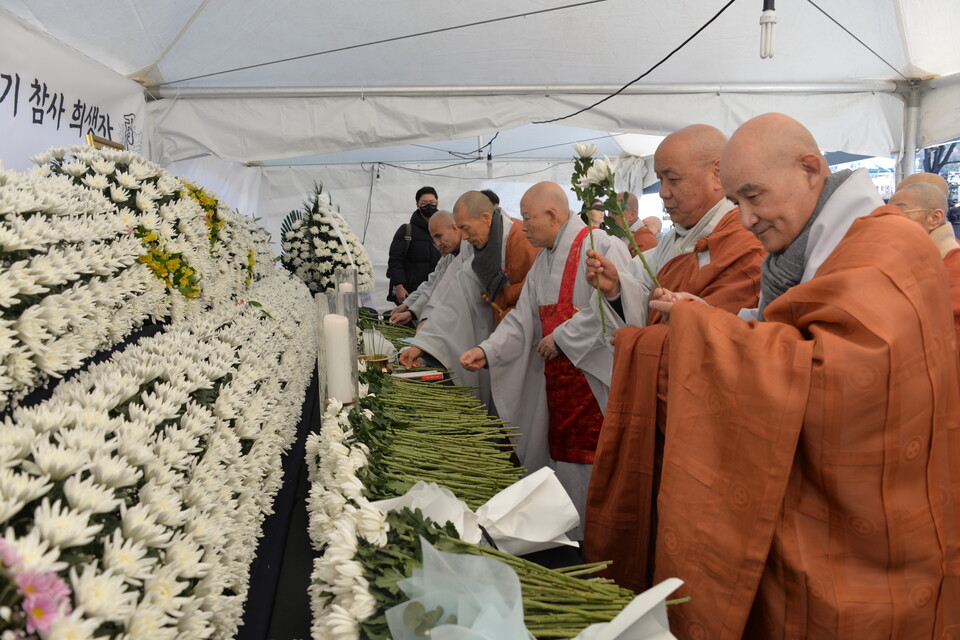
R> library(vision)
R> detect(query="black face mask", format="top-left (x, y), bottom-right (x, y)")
top-left (419, 203), bottom-right (438, 218)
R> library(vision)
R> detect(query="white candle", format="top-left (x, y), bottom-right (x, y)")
top-left (339, 282), bottom-right (355, 293)
top-left (323, 314), bottom-right (354, 402)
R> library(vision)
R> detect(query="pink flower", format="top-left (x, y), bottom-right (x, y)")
top-left (16, 570), bottom-right (72, 631)
top-left (23, 592), bottom-right (60, 634)
top-left (0, 538), bottom-right (20, 567)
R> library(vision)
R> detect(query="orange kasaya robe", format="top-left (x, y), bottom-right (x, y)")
top-left (944, 247), bottom-right (960, 347)
top-left (491, 218), bottom-right (540, 325)
top-left (631, 225), bottom-right (659, 257)
top-left (583, 206), bottom-right (765, 591)
top-left (656, 208), bottom-right (960, 639)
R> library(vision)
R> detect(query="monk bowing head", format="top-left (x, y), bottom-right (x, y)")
top-left (889, 182), bottom-right (949, 234)
top-left (654, 124), bottom-right (727, 230)
top-left (520, 181), bottom-right (571, 249)
top-left (428, 210), bottom-right (462, 256)
top-left (453, 191), bottom-right (496, 249)
top-left (721, 113), bottom-right (829, 253)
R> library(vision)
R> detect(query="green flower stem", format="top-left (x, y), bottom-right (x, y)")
top-left (523, 603), bottom-right (616, 621)
top-left (615, 209), bottom-right (662, 289)
top-left (588, 225), bottom-right (607, 336)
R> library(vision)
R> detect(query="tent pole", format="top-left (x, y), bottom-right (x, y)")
top-left (898, 82), bottom-right (921, 184)
top-left (146, 81), bottom-right (897, 100)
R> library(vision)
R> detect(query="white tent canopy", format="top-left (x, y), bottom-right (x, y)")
top-left (2, 0), bottom-right (959, 305)
top-left (4, 0), bottom-right (960, 161)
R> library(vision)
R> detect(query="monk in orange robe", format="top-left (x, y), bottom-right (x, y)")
top-left (888, 180), bottom-right (960, 347)
top-left (650, 113), bottom-right (960, 639)
top-left (616, 190), bottom-right (658, 256)
top-left (582, 125), bottom-right (765, 591)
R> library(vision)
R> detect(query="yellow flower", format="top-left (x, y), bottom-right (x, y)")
top-left (166, 258), bottom-right (181, 272)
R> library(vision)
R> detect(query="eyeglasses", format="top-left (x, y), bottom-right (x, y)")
top-left (899, 208), bottom-right (932, 214)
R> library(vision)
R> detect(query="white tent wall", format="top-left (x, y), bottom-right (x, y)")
top-left (920, 74), bottom-right (960, 148)
top-left (147, 88), bottom-right (906, 166)
top-left (170, 155), bottom-right (583, 309)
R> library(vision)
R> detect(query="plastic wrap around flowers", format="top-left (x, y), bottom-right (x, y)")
top-left (280, 185), bottom-right (375, 294)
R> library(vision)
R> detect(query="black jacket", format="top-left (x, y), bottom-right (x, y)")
top-left (386, 210), bottom-right (441, 301)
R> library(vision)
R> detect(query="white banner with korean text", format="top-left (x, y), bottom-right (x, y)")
top-left (0, 9), bottom-right (147, 171)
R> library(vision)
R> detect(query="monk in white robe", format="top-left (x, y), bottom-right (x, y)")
top-left (460, 182), bottom-right (632, 533)
top-left (390, 210), bottom-right (464, 328)
top-left (399, 192), bottom-right (538, 407)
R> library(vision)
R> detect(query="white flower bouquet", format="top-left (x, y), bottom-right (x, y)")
top-left (280, 186), bottom-right (375, 294)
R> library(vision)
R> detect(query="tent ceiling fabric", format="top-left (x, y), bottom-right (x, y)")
top-left (3, 0), bottom-right (960, 162)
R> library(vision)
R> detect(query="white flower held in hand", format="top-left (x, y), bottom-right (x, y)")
top-left (573, 142), bottom-right (600, 158)
top-left (577, 157), bottom-right (617, 189)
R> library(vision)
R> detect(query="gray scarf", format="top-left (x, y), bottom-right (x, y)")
top-left (472, 208), bottom-right (508, 299)
top-left (758, 170), bottom-right (852, 320)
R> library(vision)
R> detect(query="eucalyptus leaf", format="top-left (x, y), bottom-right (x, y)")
top-left (403, 601), bottom-right (425, 628)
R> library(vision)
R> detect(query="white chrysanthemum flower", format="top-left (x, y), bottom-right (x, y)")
top-left (143, 566), bottom-right (190, 614)
top-left (101, 529), bottom-right (157, 585)
top-left (0, 497), bottom-right (26, 523)
top-left (24, 440), bottom-right (89, 481)
top-left (30, 151), bottom-right (53, 165)
top-left (355, 503), bottom-right (389, 547)
top-left (61, 161), bottom-right (89, 177)
top-left (62, 475), bottom-right (121, 515)
top-left (81, 173), bottom-right (110, 190)
top-left (33, 498), bottom-right (103, 548)
top-left (127, 161), bottom-right (158, 181)
top-left (44, 606), bottom-right (103, 640)
top-left (139, 481), bottom-right (188, 527)
top-left (70, 562), bottom-right (138, 622)
top-left (91, 159), bottom-right (116, 175)
top-left (324, 604), bottom-right (359, 640)
top-left (162, 533), bottom-right (211, 579)
top-left (123, 604), bottom-right (178, 640)
top-left (114, 171), bottom-right (141, 190)
top-left (2, 527), bottom-right (66, 573)
top-left (577, 156), bottom-right (617, 189)
top-left (90, 452), bottom-right (141, 488)
top-left (120, 503), bottom-right (172, 548)
top-left (350, 580), bottom-right (378, 620)
top-left (0, 467), bottom-right (53, 503)
top-left (135, 192), bottom-right (157, 215)
top-left (139, 182), bottom-right (161, 201)
top-left (110, 185), bottom-right (130, 204)
top-left (56, 424), bottom-right (111, 454)
top-left (573, 142), bottom-right (600, 158)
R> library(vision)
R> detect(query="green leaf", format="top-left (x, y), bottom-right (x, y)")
top-left (403, 601), bottom-right (425, 628)
top-left (603, 223), bottom-right (632, 240)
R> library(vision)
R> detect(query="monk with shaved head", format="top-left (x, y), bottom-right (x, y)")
top-left (400, 190), bottom-right (539, 407)
top-left (615, 190), bottom-right (658, 255)
top-left (899, 170), bottom-right (950, 194)
top-left (582, 124), bottom-right (765, 590)
top-left (459, 181), bottom-right (632, 535)
top-left (649, 113), bottom-right (960, 638)
top-left (890, 181), bottom-right (960, 345)
top-left (390, 210), bottom-right (464, 328)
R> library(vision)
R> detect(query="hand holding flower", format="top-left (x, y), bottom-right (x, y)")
top-left (584, 249), bottom-right (621, 299)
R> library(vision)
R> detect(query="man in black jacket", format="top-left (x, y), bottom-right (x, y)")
top-left (387, 186), bottom-right (442, 303)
